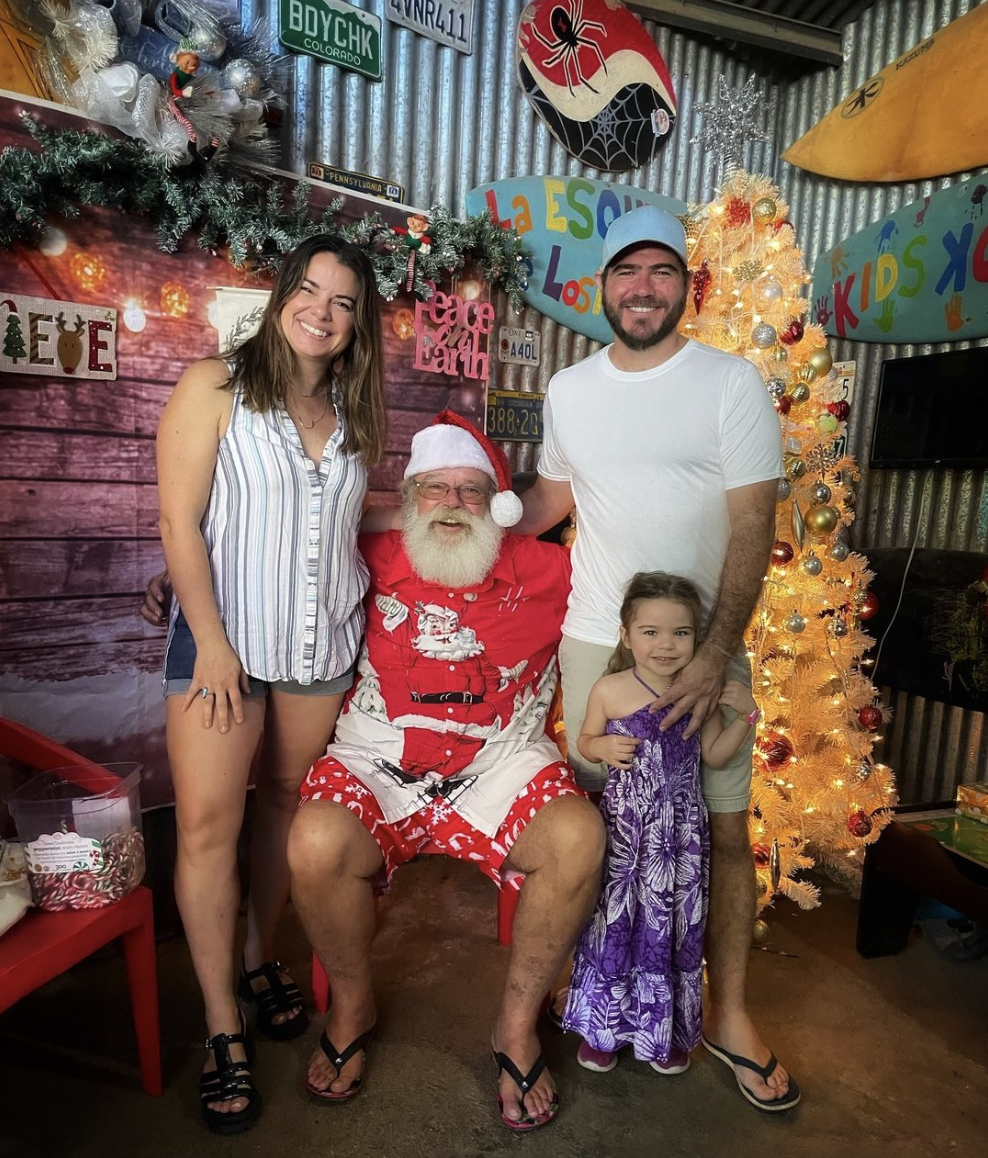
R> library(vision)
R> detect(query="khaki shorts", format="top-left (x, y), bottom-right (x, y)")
top-left (558, 634), bottom-right (755, 814)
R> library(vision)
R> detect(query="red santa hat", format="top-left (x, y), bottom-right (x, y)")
top-left (404, 409), bottom-right (523, 528)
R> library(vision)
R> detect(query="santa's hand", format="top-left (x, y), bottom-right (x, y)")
top-left (182, 85), bottom-right (193, 97)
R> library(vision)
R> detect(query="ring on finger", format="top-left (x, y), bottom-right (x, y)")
top-left (200, 687), bottom-right (212, 699)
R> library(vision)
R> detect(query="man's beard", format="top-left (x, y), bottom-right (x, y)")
top-left (603, 286), bottom-right (687, 351)
top-left (402, 501), bottom-right (504, 588)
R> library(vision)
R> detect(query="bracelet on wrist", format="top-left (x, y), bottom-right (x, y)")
top-left (738, 707), bottom-right (761, 726)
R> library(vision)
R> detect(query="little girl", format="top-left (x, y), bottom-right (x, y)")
top-left (562, 571), bottom-right (760, 1075)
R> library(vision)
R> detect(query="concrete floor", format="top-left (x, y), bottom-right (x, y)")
top-left (2, 861), bottom-right (986, 1158)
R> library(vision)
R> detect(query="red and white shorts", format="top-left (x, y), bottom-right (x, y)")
top-left (299, 759), bottom-right (582, 892)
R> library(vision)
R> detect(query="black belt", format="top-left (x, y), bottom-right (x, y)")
top-left (410, 691), bottom-right (484, 704)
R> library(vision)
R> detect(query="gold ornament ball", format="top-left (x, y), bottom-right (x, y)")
top-left (752, 918), bottom-right (770, 945)
top-left (790, 383), bottom-right (811, 404)
top-left (772, 345), bottom-right (789, 363)
top-left (805, 504), bottom-right (839, 535)
top-left (160, 281), bottom-right (191, 318)
top-left (756, 874), bottom-right (768, 897)
top-left (784, 456), bottom-right (806, 481)
top-left (796, 363), bottom-right (817, 383)
top-left (753, 197), bottom-right (777, 223)
top-left (807, 347), bottom-right (834, 377)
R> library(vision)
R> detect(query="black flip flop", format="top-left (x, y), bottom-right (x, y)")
top-left (701, 1035), bottom-right (801, 1112)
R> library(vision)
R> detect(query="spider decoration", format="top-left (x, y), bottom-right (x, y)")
top-left (528, 1), bottom-right (608, 96)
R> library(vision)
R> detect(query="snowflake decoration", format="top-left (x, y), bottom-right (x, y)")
top-left (428, 800), bottom-right (453, 824)
top-left (691, 75), bottom-right (772, 173)
top-left (805, 443), bottom-right (842, 474)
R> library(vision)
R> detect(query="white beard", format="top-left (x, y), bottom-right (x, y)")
top-left (402, 502), bottom-right (504, 588)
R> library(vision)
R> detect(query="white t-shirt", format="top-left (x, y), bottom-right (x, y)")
top-left (538, 339), bottom-right (783, 645)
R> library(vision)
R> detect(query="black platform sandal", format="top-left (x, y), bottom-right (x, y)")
top-left (200, 1019), bottom-right (262, 1135)
top-left (238, 960), bottom-right (309, 1041)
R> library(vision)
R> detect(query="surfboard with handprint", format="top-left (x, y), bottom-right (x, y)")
top-left (809, 173), bottom-right (988, 344)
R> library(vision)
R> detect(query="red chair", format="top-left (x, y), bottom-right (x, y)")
top-left (0, 718), bottom-right (162, 1096)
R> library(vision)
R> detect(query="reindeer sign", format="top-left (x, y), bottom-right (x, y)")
top-left (0, 292), bottom-right (117, 380)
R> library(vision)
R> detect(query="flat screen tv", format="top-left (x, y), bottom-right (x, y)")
top-left (869, 345), bottom-right (988, 470)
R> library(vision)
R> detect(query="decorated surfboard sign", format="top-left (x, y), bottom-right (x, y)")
top-left (783, 2), bottom-right (988, 182)
top-left (809, 172), bottom-right (988, 345)
top-left (516, 0), bottom-right (677, 172)
top-left (465, 175), bottom-right (686, 344)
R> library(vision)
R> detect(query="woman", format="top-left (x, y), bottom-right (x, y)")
top-left (156, 235), bottom-right (386, 1134)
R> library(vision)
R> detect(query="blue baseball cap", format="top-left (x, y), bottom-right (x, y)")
top-left (600, 205), bottom-right (688, 270)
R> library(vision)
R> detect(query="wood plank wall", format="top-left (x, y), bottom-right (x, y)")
top-left (0, 98), bottom-right (488, 808)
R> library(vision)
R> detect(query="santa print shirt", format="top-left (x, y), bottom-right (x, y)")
top-left (325, 530), bottom-right (572, 834)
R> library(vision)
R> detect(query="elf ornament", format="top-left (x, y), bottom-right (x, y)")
top-left (394, 213), bottom-right (432, 291)
top-left (168, 39), bottom-right (219, 161)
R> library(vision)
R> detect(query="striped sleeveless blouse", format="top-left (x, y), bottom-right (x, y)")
top-left (192, 386), bottom-right (369, 684)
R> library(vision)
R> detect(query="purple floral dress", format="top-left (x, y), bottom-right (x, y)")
top-left (563, 701), bottom-right (709, 1063)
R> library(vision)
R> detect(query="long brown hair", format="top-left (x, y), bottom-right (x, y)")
top-left (606, 571), bottom-right (703, 674)
top-left (223, 235), bottom-right (387, 465)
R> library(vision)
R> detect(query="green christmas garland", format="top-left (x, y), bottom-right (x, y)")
top-left (0, 116), bottom-right (530, 308)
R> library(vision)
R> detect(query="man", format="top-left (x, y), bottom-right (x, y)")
top-left (514, 205), bottom-right (798, 1111)
top-left (287, 410), bottom-right (605, 1130)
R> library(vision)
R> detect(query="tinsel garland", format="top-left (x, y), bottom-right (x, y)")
top-left (0, 117), bottom-right (530, 307)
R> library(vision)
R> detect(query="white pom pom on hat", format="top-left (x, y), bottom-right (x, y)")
top-left (404, 409), bottom-right (523, 528)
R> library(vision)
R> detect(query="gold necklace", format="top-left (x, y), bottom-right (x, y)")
top-left (290, 394), bottom-right (330, 430)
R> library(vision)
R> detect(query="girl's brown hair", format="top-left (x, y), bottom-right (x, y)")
top-left (606, 571), bottom-right (703, 674)
top-left (223, 234), bottom-right (387, 465)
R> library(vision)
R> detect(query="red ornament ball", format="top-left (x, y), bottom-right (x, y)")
top-left (725, 197), bottom-right (752, 227)
top-left (858, 705), bottom-right (883, 731)
top-left (757, 732), bottom-right (794, 768)
top-left (847, 809), bottom-right (873, 838)
top-left (771, 540), bottom-right (795, 565)
top-left (858, 590), bottom-right (879, 620)
top-left (751, 843), bottom-right (770, 866)
top-left (779, 318), bottom-right (805, 345)
top-left (774, 395), bottom-right (792, 415)
top-left (827, 400), bottom-right (851, 421)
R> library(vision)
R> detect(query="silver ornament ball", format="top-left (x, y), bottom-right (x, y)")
top-left (811, 482), bottom-right (832, 503)
top-left (188, 25), bottom-right (227, 62)
top-left (784, 610), bottom-right (807, 634)
top-left (777, 478), bottom-right (792, 501)
top-left (832, 616), bottom-right (849, 638)
top-left (766, 377), bottom-right (786, 399)
top-left (802, 553), bottom-right (823, 577)
top-left (855, 761), bottom-right (873, 782)
top-left (755, 278), bottom-right (784, 306)
top-left (828, 540), bottom-right (850, 562)
top-left (751, 322), bottom-right (777, 349)
top-left (222, 58), bottom-right (262, 99)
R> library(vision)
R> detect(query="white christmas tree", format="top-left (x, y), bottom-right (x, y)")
top-left (683, 80), bottom-right (896, 911)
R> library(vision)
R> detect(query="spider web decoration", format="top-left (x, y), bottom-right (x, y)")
top-left (519, 72), bottom-right (672, 171)
top-left (516, 0), bottom-right (677, 172)
top-left (691, 75), bottom-right (773, 176)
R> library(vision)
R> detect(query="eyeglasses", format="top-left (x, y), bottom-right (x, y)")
top-left (412, 480), bottom-right (492, 505)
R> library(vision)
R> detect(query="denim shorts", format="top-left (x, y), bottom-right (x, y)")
top-left (163, 611), bottom-right (356, 699)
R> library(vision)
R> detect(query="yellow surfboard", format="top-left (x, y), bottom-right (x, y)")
top-left (783, 2), bottom-right (988, 183)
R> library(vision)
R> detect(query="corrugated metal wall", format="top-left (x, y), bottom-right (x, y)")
top-left (778, 0), bottom-right (988, 799)
top-left (248, 0), bottom-right (986, 795)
